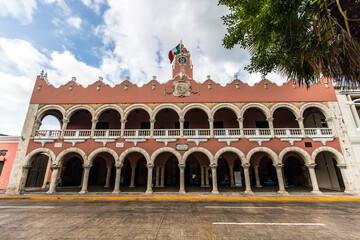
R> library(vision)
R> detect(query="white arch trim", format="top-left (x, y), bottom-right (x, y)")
top-left (37, 105), bottom-right (66, 121)
top-left (181, 103), bottom-right (211, 119)
top-left (269, 103), bottom-right (301, 119)
top-left (87, 147), bottom-right (119, 165)
top-left (124, 104), bottom-right (152, 120)
top-left (150, 147), bottom-right (182, 164)
top-left (278, 147), bottom-right (312, 165)
top-left (300, 102), bottom-right (331, 119)
top-left (24, 148), bottom-right (56, 166)
top-left (118, 147), bottom-right (151, 165)
top-left (246, 147), bottom-right (280, 164)
top-left (239, 103), bottom-right (270, 119)
top-left (182, 147), bottom-right (214, 165)
top-left (94, 104), bottom-right (124, 120)
top-left (65, 104), bottom-right (95, 120)
top-left (152, 104), bottom-right (181, 120)
top-left (55, 147), bottom-right (88, 166)
top-left (311, 146), bottom-right (345, 164)
top-left (211, 103), bottom-right (241, 119)
top-left (214, 147), bottom-right (247, 164)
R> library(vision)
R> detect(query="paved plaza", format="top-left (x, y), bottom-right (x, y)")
top-left (0, 199), bottom-right (359, 239)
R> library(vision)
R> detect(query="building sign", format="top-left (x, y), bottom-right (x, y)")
top-left (234, 171), bottom-right (242, 187)
top-left (0, 150), bottom-right (8, 156)
top-left (176, 144), bottom-right (189, 151)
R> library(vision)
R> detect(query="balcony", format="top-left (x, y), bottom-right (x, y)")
top-left (33, 127), bottom-right (334, 146)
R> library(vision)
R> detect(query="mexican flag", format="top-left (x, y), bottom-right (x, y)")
top-left (168, 44), bottom-right (180, 63)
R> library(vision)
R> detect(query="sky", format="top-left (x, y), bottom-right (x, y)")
top-left (0, 0), bottom-right (286, 136)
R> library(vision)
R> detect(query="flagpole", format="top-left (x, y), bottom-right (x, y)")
top-left (180, 39), bottom-right (182, 53)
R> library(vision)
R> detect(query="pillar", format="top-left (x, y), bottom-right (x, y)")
top-left (347, 95), bottom-right (360, 128)
top-left (155, 166), bottom-right (160, 187)
top-left (179, 118), bottom-right (185, 137)
top-left (337, 164), bottom-right (353, 194)
top-left (129, 166), bottom-right (136, 188)
top-left (18, 165), bottom-right (31, 194)
top-left (60, 118), bottom-right (69, 138)
top-left (120, 119), bottom-right (127, 138)
top-left (79, 165), bottom-right (92, 194)
top-left (305, 163), bottom-right (322, 194)
top-left (229, 165), bottom-right (235, 187)
top-left (254, 165), bottom-right (262, 188)
top-left (297, 117), bottom-right (306, 136)
top-left (273, 163), bottom-right (288, 195)
top-left (42, 158), bottom-right (52, 188)
top-left (200, 166), bottom-right (205, 187)
top-left (205, 167), bottom-right (210, 187)
top-left (47, 165), bottom-right (60, 194)
top-left (210, 163), bottom-right (219, 194)
top-left (145, 163), bottom-right (154, 194)
top-left (267, 117), bottom-right (274, 137)
top-left (150, 118), bottom-right (155, 137)
top-left (160, 166), bottom-right (165, 187)
top-left (32, 119), bottom-right (42, 137)
top-left (179, 163), bottom-right (186, 193)
top-left (104, 165), bottom-right (112, 188)
top-left (112, 164), bottom-right (123, 194)
top-left (242, 163), bottom-right (253, 194)
top-left (91, 118), bottom-right (98, 138)
top-left (209, 117), bottom-right (214, 138)
top-left (238, 117), bottom-right (244, 137)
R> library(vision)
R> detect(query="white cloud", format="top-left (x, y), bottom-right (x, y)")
top-left (0, 0), bottom-right (37, 24)
top-left (81, 0), bottom-right (106, 14)
top-left (67, 16), bottom-right (82, 29)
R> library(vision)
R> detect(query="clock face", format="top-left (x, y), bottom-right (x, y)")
top-left (178, 56), bottom-right (187, 64)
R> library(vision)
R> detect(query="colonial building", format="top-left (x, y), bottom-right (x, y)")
top-left (0, 135), bottom-right (19, 190)
top-left (6, 45), bottom-right (359, 195)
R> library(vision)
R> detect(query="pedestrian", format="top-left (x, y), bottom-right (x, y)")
top-left (57, 176), bottom-right (62, 188)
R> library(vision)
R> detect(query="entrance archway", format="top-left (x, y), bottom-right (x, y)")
top-left (62, 157), bottom-right (83, 187)
top-left (183, 152), bottom-right (211, 192)
top-left (25, 154), bottom-right (49, 188)
top-left (283, 156), bottom-right (311, 192)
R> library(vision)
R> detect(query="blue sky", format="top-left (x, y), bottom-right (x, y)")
top-left (0, 0), bottom-right (285, 135)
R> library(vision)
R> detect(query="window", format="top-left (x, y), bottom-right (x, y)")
top-left (0, 161), bottom-right (4, 176)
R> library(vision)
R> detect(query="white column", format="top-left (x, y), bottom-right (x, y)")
top-left (47, 165), bottom-right (60, 194)
top-left (179, 118), bottom-right (185, 137)
top-left (60, 118), bottom-right (69, 138)
top-left (200, 166), bottom-right (205, 187)
top-left (42, 159), bottom-right (52, 188)
top-left (209, 117), bottom-right (214, 138)
top-left (129, 166), bottom-right (136, 188)
top-left (242, 163), bottom-right (253, 194)
top-left (229, 165), bottom-right (235, 187)
top-left (273, 163), bottom-right (288, 195)
top-left (145, 163), bottom-right (154, 194)
top-left (297, 117), bottom-right (306, 136)
top-left (306, 163), bottom-right (322, 194)
top-left (112, 164), bottom-right (123, 194)
top-left (337, 164), bottom-right (353, 194)
top-left (91, 118), bottom-right (98, 138)
top-left (210, 163), bottom-right (219, 194)
top-left (179, 163), bottom-right (186, 193)
top-left (150, 118), bottom-right (155, 137)
top-left (160, 166), bottom-right (165, 187)
top-left (120, 119), bottom-right (127, 138)
top-left (104, 166), bottom-right (111, 188)
top-left (155, 166), bottom-right (160, 187)
top-left (238, 117), bottom-right (244, 137)
top-left (205, 167), bottom-right (210, 187)
top-left (347, 95), bottom-right (360, 128)
top-left (254, 165), bottom-right (262, 187)
top-left (79, 165), bottom-right (92, 194)
top-left (267, 117), bottom-right (274, 137)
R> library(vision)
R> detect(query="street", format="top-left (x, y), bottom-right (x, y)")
top-left (0, 200), bottom-right (359, 239)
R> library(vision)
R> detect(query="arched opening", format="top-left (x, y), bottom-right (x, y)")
top-left (273, 108), bottom-right (299, 128)
top-left (25, 154), bottom-right (50, 188)
top-left (120, 152), bottom-right (148, 192)
top-left (153, 152), bottom-right (179, 192)
top-left (282, 153), bottom-right (311, 192)
top-left (89, 157), bottom-right (107, 185)
top-left (315, 151), bottom-right (345, 192)
top-left (303, 107), bottom-right (328, 128)
top-left (250, 152), bottom-right (278, 192)
top-left (60, 155), bottom-right (84, 191)
top-left (184, 152), bottom-right (211, 192)
top-left (184, 108), bottom-right (209, 129)
top-left (39, 115), bottom-right (62, 131)
top-left (243, 108), bottom-right (268, 128)
top-left (217, 157), bottom-right (230, 190)
top-left (126, 109), bottom-right (150, 130)
top-left (96, 109), bottom-right (121, 130)
top-left (87, 152), bottom-right (115, 192)
top-left (213, 108), bottom-right (238, 129)
top-left (154, 109), bottom-right (180, 129)
top-left (67, 109), bottom-right (92, 129)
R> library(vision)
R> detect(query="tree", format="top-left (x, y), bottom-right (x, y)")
top-left (219, 0), bottom-right (360, 86)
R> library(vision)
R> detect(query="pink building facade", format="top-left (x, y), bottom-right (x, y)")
top-left (6, 45), bottom-right (357, 195)
top-left (0, 136), bottom-right (19, 190)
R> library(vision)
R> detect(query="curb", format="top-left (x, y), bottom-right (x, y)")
top-left (1, 196), bottom-right (360, 201)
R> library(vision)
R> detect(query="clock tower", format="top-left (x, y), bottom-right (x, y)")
top-left (172, 44), bottom-right (193, 79)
